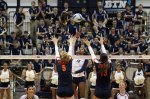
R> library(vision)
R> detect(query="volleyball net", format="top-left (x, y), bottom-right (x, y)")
top-left (0, 55), bottom-right (149, 59)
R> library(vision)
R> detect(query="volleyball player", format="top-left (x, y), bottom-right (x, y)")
top-left (52, 36), bottom-right (76, 99)
top-left (84, 36), bottom-right (112, 99)
top-left (72, 47), bottom-right (88, 99)
top-left (49, 65), bottom-right (58, 99)
top-left (21, 62), bottom-right (36, 92)
top-left (0, 62), bottom-right (13, 99)
top-left (88, 66), bottom-right (97, 99)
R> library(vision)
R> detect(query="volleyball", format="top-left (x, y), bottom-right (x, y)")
top-left (72, 13), bottom-right (84, 23)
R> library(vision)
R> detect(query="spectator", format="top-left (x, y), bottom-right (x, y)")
top-left (20, 86), bottom-right (39, 99)
top-left (91, 37), bottom-right (101, 54)
top-left (36, 18), bottom-right (48, 44)
top-left (124, 41), bottom-right (133, 54)
top-left (32, 59), bottom-right (43, 92)
top-left (29, 1), bottom-right (38, 44)
top-left (131, 32), bottom-right (140, 52)
top-left (137, 36), bottom-right (148, 54)
top-left (116, 12), bottom-right (124, 30)
top-left (9, 40), bottom-right (23, 55)
top-left (6, 32), bottom-right (18, 49)
top-left (63, 2), bottom-right (70, 12)
top-left (0, 8), bottom-right (7, 28)
top-left (20, 31), bottom-right (33, 55)
top-left (109, 39), bottom-right (120, 55)
top-left (108, 27), bottom-right (120, 45)
top-left (50, 7), bottom-right (59, 24)
top-left (35, 1), bottom-right (46, 22)
top-left (114, 82), bottom-right (129, 99)
top-left (97, 20), bottom-right (108, 37)
top-left (67, 19), bottom-right (79, 36)
top-left (119, 36), bottom-right (127, 50)
top-left (81, 7), bottom-right (90, 22)
top-left (36, 43), bottom-right (44, 55)
top-left (124, 23), bottom-right (135, 40)
top-left (92, 1), bottom-right (108, 27)
top-left (0, 33), bottom-right (5, 54)
top-left (143, 59), bottom-right (150, 99)
top-left (44, 0), bottom-right (52, 26)
top-left (123, 5), bottom-right (134, 29)
top-left (0, 0), bottom-right (8, 15)
top-left (43, 59), bottom-right (55, 67)
top-left (134, 4), bottom-right (147, 26)
top-left (13, 7), bottom-right (25, 37)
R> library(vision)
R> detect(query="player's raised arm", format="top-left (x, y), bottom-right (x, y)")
top-left (99, 36), bottom-right (111, 63)
top-left (99, 36), bottom-right (107, 54)
top-left (51, 38), bottom-right (60, 60)
top-left (67, 36), bottom-right (76, 57)
top-left (84, 40), bottom-right (97, 61)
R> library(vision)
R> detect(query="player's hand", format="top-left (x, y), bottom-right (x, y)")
top-left (68, 36), bottom-right (76, 44)
top-left (84, 39), bottom-right (91, 46)
top-left (51, 37), bottom-right (59, 45)
top-left (99, 36), bottom-right (104, 45)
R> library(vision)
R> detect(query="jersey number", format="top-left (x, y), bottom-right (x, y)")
top-left (62, 64), bottom-right (66, 72)
top-left (98, 64), bottom-right (108, 77)
top-left (101, 71), bottom-right (108, 77)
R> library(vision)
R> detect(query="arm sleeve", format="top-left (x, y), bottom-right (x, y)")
top-left (68, 43), bottom-right (73, 56)
top-left (55, 44), bottom-right (60, 60)
top-left (101, 44), bottom-right (107, 53)
top-left (88, 46), bottom-right (97, 61)
top-left (75, 60), bottom-right (88, 74)
top-left (101, 44), bottom-right (111, 63)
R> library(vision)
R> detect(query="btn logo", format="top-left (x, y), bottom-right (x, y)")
top-left (104, 0), bottom-right (127, 8)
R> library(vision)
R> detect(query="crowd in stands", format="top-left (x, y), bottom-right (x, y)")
top-left (0, 0), bottom-right (149, 56)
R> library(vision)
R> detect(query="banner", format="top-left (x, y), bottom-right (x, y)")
top-left (103, 0), bottom-right (135, 15)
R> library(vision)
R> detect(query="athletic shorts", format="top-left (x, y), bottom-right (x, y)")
top-left (51, 83), bottom-right (58, 89)
top-left (57, 84), bottom-right (74, 97)
top-left (72, 76), bottom-right (85, 85)
top-left (111, 81), bottom-right (119, 88)
top-left (0, 82), bottom-right (10, 89)
top-left (90, 85), bottom-right (95, 90)
top-left (24, 81), bottom-right (35, 88)
top-left (95, 86), bottom-right (111, 98)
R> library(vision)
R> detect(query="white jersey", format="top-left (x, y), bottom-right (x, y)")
top-left (0, 69), bottom-right (9, 82)
top-left (25, 70), bottom-right (35, 81)
top-left (20, 94), bottom-right (39, 99)
top-left (72, 59), bottom-right (85, 77)
top-left (114, 71), bottom-right (124, 84)
top-left (90, 72), bottom-right (97, 86)
top-left (115, 92), bottom-right (129, 99)
top-left (51, 71), bottom-right (58, 85)
top-left (135, 70), bottom-right (144, 76)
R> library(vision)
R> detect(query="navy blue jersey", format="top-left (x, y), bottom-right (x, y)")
top-left (13, 12), bottom-right (25, 25)
top-left (0, 1), bottom-right (7, 11)
top-left (29, 7), bottom-right (38, 20)
top-left (56, 60), bottom-right (73, 85)
top-left (94, 62), bottom-right (112, 88)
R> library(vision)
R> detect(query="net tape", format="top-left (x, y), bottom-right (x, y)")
top-left (0, 55), bottom-right (149, 60)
